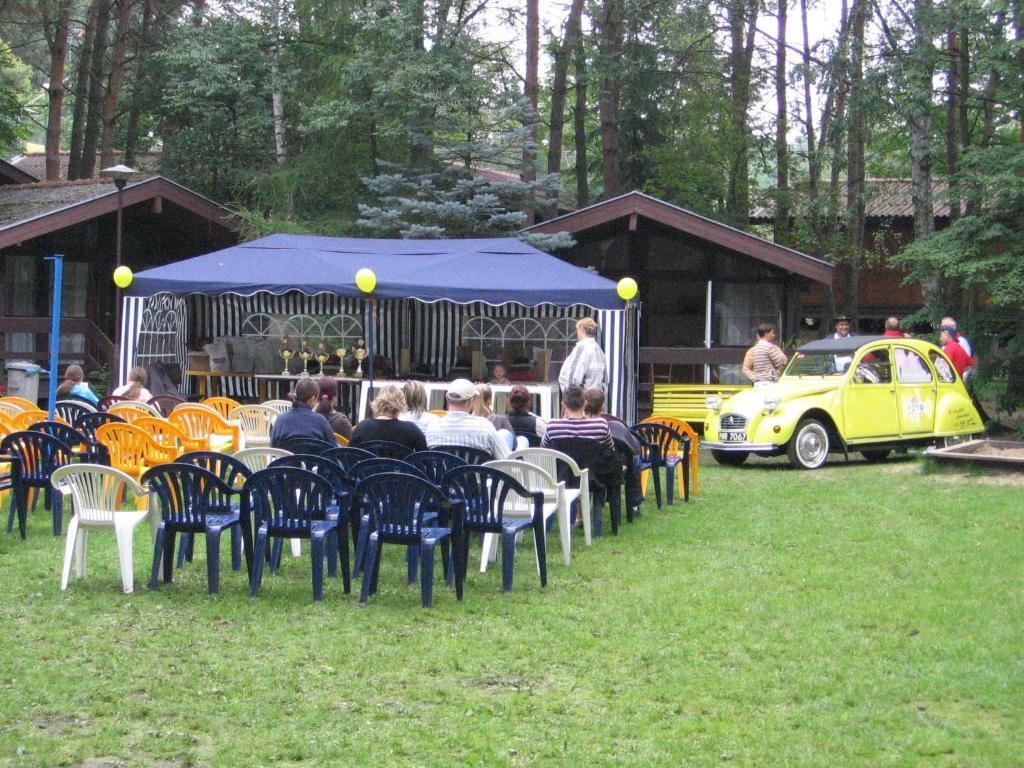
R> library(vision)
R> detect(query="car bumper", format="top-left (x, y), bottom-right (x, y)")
top-left (701, 441), bottom-right (778, 452)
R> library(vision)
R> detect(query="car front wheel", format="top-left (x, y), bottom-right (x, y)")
top-left (711, 450), bottom-right (749, 467)
top-left (787, 419), bottom-right (830, 469)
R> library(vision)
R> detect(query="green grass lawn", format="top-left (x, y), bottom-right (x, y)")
top-left (1, 455), bottom-right (1021, 767)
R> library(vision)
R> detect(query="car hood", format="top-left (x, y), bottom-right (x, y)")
top-left (720, 378), bottom-right (841, 413)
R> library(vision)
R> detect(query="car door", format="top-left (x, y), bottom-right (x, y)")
top-left (894, 346), bottom-right (936, 435)
top-left (842, 345), bottom-right (900, 439)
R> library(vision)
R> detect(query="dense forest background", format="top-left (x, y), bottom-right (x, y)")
top-left (0, 0), bottom-right (1022, 403)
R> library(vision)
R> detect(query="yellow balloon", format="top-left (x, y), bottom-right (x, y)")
top-left (617, 277), bottom-right (638, 301)
top-left (355, 267), bottom-right (377, 294)
top-left (113, 265), bottom-right (134, 288)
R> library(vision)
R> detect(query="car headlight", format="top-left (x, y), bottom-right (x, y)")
top-left (762, 395), bottom-right (780, 414)
top-left (706, 395), bottom-right (721, 412)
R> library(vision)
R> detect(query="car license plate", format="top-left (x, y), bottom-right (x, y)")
top-left (721, 431), bottom-right (746, 443)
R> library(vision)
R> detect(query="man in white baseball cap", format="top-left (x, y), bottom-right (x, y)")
top-left (424, 378), bottom-right (510, 458)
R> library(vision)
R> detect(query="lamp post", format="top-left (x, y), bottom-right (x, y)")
top-left (101, 164), bottom-right (137, 375)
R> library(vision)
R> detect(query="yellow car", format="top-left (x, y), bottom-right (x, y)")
top-left (702, 336), bottom-right (984, 469)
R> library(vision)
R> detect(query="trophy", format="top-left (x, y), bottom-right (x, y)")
top-left (335, 347), bottom-right (346, 376)
top-left (353, 339), bottom-right (367, 377)
top-left (279, 336), bottom-right (293, 376)
top-left (315, 342), bottom-right (329, 377)
top-left (298, 340), bottom-right (313, 378)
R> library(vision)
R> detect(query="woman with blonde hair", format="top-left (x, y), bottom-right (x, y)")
top-left (349, 384), bottom-right (427, 451)
top-left (471, 383), bottom-right (519, 450)
top-left (112, 366), bottom-right (153, 402)
top-left (398, 379), bottom-right (439, 433)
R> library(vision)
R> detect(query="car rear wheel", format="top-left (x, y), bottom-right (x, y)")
top-left (711, 450), bottom-right (749, 467)
top-left (861, 449), bottom-right (891, 462)
top-left (787, 419), bottom-right (830, 470)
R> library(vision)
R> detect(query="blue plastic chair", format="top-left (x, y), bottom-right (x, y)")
top-left (547, 437), bottom-right (624, 536)
top-left (350, 458), bottom-right (428, 579)
top-left (323, 446), bottom-right (375, 475)
top-left (443, 465), bottom-right (547, 593)
top-left (143, 463), bottom-right (239, 594)
top-left (625, 431), bottom-right (660, 509)
top-left (428, 444), bottom-right (494, 465)
top-left (356, 440), bottom-right (414, 459)
top-left (174, 451), bottom-right (251, 572)
top-left (406, 450), bottom-right (468, 486)
top-left (356, 473), bottom-right (461, 608)
top-left (630, 422), bottom-right (688, 504)
top-left (278, 437), bottom-right (336, 456)
top-left (268, 453), bottom-right (353, 585)
top-left (2, 431), bottom-right (74, 538)
top-left (53, 400), bottom-right (95, 426)
top-left (28, 420), bottom-right (103, 464)
top-left (245, 466), bottom-right (342, 601)
top-left (73, 412), bottom-right (125, 445)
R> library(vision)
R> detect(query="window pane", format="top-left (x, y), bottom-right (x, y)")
top-left (929, 351), bottom-right (956, 383)
top-left (854, 348), bottom-right (891, 384)
top-left (60, 262), bottom-right (89, 317)
top-left (896, 347), bottom-right (932, 383)
top-left (4, 255), bottom-right (36, 315)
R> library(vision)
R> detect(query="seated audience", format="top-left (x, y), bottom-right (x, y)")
top-left (56, 364), bottom-right (99, 406)
top-left (505, 384), bottom-right (546, 444)
top-left (425, 379), bottom-right (510, 458)
top-left (398, 379), bottom-right (440, 433)
top-left (583, 387), bottom-right (644, 515)
top-left (112, 366), bottom-right (153, 402)
top-left (472, 383), bottom-right (517, 450)
top-left (315, 377), bottom-right (353, 440)
top-left (350, 385), bottom-right (428, 452)
top-left (270, 378), bottom-right (336, 447)
top-left (542, 385), bottom-right (614, 451)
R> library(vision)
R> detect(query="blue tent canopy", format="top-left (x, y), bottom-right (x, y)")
top-left (128, 234), bottom-right (621, 309)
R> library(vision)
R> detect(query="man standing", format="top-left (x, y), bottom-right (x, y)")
top-left (741, 323), bottom-right (788, 384)
top-left (425, 378), bottom-right (510, 458)
top-left (882, 316), bottom-right (907, 338)
top-left (940, 327), bottom-right (972, 378)
top-left (941, 316), bottom-right (973, 357)
top-left (830, 315), bottom-right (854, 371)
top-left (558, 317), bottom-right (607, 393)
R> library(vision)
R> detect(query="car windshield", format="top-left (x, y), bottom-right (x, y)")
top-left (783, 350), bottom-right (849, 377)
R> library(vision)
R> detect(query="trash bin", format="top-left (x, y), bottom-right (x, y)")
top-left (5, 361), bottom-right (42, 404)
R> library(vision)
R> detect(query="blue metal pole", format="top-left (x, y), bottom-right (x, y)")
top-left (45, 254), bottom-right (63, 420)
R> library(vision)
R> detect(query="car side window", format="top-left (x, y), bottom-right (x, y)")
top-left (929, 350), bottom-right (956, 383)
top-left (853, 348), bottom-right (891, 384)
top-left (895, 347), bottom-right (932, 384)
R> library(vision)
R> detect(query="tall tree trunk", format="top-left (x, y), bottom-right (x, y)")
top-left (270, 0), bottom-right (288, 166)
top-left (42, 0), bottom-right (72, 181)
top-left (124, 0), bottom-right (154, 165)
top-left (726, 0), bottom-right (758, 224)
top-left (774, 0), bottom-right (790, 245)
top-left (910, 0), bottom-right (939, 313)
top-left (799, 0), bottom-right (817, 201)
top-left (573, 32), bottom-right (589, 207)
top-left (844, 0), bottom-right (867, 321)
top-left (68, 0), bottom-right (100, 180)
top-left (522, 0), bottom-right (538, 224)
top-left (1014, 0), bottom-right (1024, 141)
top-left (548, 0), bottom-right (584, 184)
top-left (409, 0), bottom-right (432, 169)
top-left (944, 9), bottom-right (963, 222)
top-left (80, 0), bottom-right (112, 178)
top-left (100, 0), bottom-right (133, 169)
top-left (596, 0), bottom-right (623, 198)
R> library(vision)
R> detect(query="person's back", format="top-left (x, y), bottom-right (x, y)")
top-left (425, 379), bottom-right (509, 458)
top-left (350, 385), bottom-right (428, 451)
top-left (543, 385), bottom-right (614, 451)
top-left (270, 378), bottom-right (336, 448)
top-left (742, 323), bottom-right (787, 384)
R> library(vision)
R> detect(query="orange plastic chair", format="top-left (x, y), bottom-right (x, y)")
top-left (134, 417), bottom-right (191, 453)
top-left (170, 405), bottom-right (241, 452)
top-left (430, 410), bottom-right (448, 417)
top-left (641, 415), bottom-right (700, 495)
top-left (11, 410), bottom-right (69, 430)
top-left (0, 396), bottom-right (37, 411)
top-left (0, 412), bottom-right (16, 435)
top-left (95, 422), bottom-right (179, 509)
top-left (335, 433), bottom-right (349, 446)
top-left (201, 397), bottom-right (242, 420)
top-left (108, 401), bottom-right (164, 423)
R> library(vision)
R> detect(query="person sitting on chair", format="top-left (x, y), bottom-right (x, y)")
top-left (349, 385), bottom-right (427, 452)
top-left (472, 383), bottom-right (518, 450)
top-left (425, 379), bottom-right (510, 458)
top-left (505, 384), bottom-right (546, 445)
top-left (111, 366), bottom-right (153, 402)
top-left (270, 378), bottom-right (336, 448)
top-left (398, 380), bottom-right (439, 434)
top-left (56, 364), bottom-right (99, 406)
top-left (543, 385), bottom-right (614, 451)
top-left (583, 387), bottom-right (643, 515)
top-left (314, 377), bottom-right (353, 440)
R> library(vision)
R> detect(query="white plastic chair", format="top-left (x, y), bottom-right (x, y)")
top-left (508, 447), bottom-right (592, 547)
top-left (483, 459), bottom-right (571, 570)
top-left (234, 447), bottom-right (291, 473)
top-left (229, 405), bottom-right (277, 448)
top-left (262, 400), bottom-right (292, 416)
top-left (51, 464), bottom-right (149, 593)
top-left (108, 400), bottom-right (164, 420)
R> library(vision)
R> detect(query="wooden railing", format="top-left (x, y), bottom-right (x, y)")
top-left (0, 316), bottom-right (116, 374)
